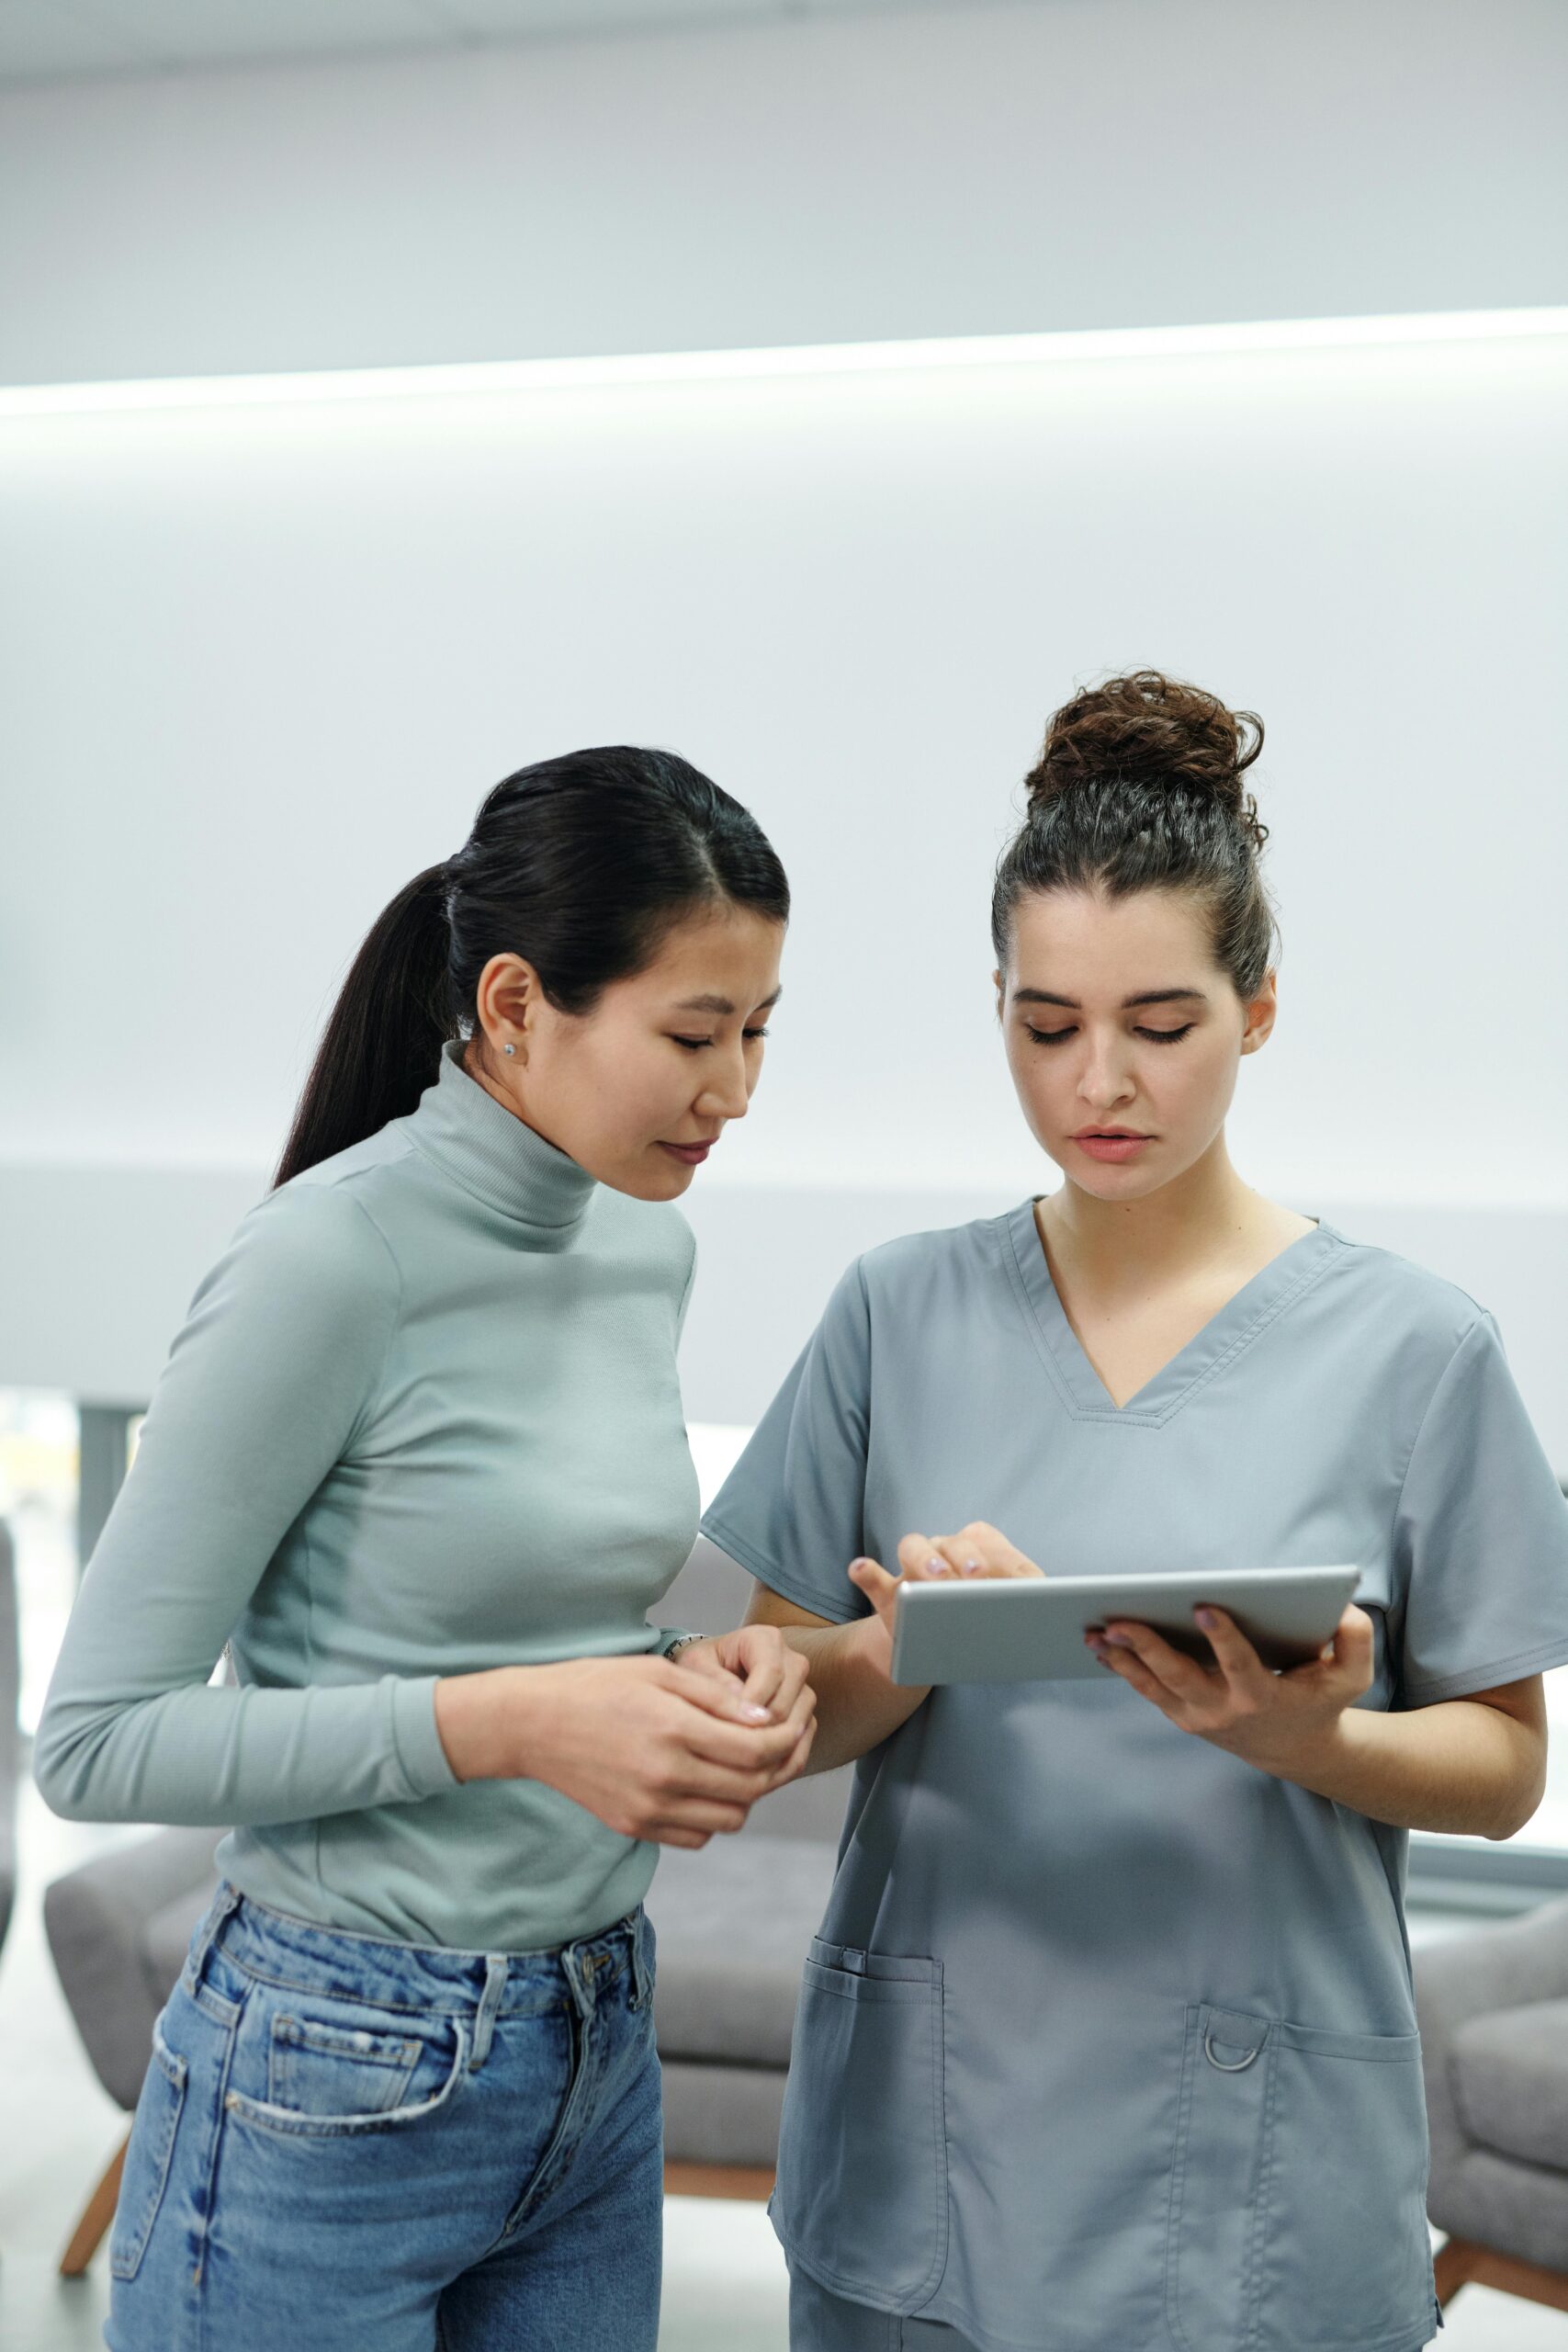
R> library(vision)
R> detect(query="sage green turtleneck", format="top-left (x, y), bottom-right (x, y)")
top-left (34, 1040), bottom-right (700, 1952)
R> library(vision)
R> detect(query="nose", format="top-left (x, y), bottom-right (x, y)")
top-left (1076, 1031), bottom-right (1136, 1112)
top-left (694, 1045), bottom-right (751, 1123)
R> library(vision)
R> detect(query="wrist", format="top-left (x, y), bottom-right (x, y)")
top-left (434, 1664), bottom-right (549, 1784)
top-left (1240, 1706), bottom-right (1359, 1791)
top-left (847, 1607), bottom-right (898, 1685)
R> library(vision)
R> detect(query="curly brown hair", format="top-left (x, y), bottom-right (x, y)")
top-left (993, 670), bottom-right (1277, 999)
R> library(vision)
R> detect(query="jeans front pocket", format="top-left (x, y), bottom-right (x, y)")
top-left (110, 2018), bottom-right (188, 2281)
top-left (225, 2001), bottom-right (469, 2140)
top-left (771, 1939), bottom-right (946, 2312)
top-left (1256, 2020), bottom-right (1433, 2350)
top-left (266, 2013), bottom-right (424, 2118)
top-left (1165, 2003), bottom-right (1275, 2352)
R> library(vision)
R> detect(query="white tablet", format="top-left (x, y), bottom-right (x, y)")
top-left (888, 1564), bottom-right (1361, 1687)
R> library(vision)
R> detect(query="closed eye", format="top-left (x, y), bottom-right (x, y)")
top-left (672, 1029), bottom-right (770, 1051)
top-left (1025, 1024), bottom-right (1195, 1046)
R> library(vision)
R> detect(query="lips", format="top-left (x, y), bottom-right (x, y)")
top-left (1073, 1130), bottom-right (1153, 1163)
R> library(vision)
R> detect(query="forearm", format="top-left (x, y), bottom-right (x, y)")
top-left (34, 1671), bottom-right (456, 1826)
top-left (772, 1617), bottom-right (928, 1774)
top-left (1250, 1699), bottom-right (1545, 1839)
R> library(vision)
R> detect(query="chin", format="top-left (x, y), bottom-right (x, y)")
top-left (624, 1157), bottom-right (697, 1203)
top-left (1054, 1154), bottom-right (1167, 1204)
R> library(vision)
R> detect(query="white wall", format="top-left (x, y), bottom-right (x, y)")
top-left (1, 5), bottom-right (1564, 1456)
top-left (6, 1167), bottom-right (1562, 1462)
top-left (5, 328), bottom-right (1565, 1194)
top-left (1, 0), bottom-right (1565, 386)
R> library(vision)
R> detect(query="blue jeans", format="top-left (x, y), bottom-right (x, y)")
top-left (107, 1880), bottom-right (663, 2351)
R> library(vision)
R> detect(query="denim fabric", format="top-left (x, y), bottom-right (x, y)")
top-left (107, 1880), bottom-right (663, 2351)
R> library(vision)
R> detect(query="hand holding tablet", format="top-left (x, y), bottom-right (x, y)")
top-left (891, 1563), bottom-right (1359, 1685)
top-left (853, 1526), bottom-right (1359, 1687)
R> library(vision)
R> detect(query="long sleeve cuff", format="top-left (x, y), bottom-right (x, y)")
top-left (390, 1673), bottom-right (462, 1798)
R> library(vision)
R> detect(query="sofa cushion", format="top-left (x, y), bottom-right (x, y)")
top-left (145, 1880), bottom-right (221, 2005)
top-left (661, 2058), bottom-right (789, 2170)
top-left (646, 1834), bottom-right (835, 2068)
top-left (1451, 1998), bottom-right (1568, 2174)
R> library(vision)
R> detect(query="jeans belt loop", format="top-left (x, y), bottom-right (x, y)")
top-left (560, 1942), bottom-right (598, 2029)
top-left (468, 1953), bottom-right (510, 2073)
top-left (186, 1880), bottom-right (243, 1986)
top-left (629, 1912), bottom-right (651, 2013)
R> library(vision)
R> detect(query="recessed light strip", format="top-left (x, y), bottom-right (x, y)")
top-left (2, 307), bottom-right (1565, 420)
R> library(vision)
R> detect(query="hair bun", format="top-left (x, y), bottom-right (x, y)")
top-left (1026, 670), bottom-right (1267, 849)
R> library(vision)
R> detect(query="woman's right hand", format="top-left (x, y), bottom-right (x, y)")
top-left (847, 1520), bottom-right (1045, 1653)
top-left (434, 1656), bottom-right (809, 1849)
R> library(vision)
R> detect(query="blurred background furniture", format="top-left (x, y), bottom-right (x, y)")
top-left (1416, 1892), bottom-right (1568, 2319)
top-left (0, 1521), bottom-right (17, 1961)
top-left (42, 1536), bottom-right (846, 2267)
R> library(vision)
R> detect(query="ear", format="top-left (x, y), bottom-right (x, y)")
top-left (1238, 968), bottom-right (1278, 1056)
top-left (992, 967), bottom-right (1006, 1025)
top-left (474, 952), bottom-right (545, 1062)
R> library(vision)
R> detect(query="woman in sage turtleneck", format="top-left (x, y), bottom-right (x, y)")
top-left (36, 746), bottom-right (815, 2351)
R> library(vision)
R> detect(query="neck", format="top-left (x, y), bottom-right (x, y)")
top-left (460, 1038), bottom-right (569, 1159)
top-left (1038, 1133), bottom-right (1270, 1292)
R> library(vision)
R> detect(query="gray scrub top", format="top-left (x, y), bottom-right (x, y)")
top-left (701, 1207), bottom-right (1568, 2352)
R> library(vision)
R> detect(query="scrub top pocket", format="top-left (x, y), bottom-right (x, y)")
top-left (1257, 2020), bottom-right (1433, 2350)
top-left (772, 1939), bottom-right (947, 2311)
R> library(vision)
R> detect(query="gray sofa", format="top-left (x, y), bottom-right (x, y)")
top-left (43, 1536), bottom-right (848, 2257)
top-left (1416, 1892), bottom-right (1568, 2317)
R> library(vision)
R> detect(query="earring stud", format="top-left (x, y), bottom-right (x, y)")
top-left (503, 1044), bottom-right (515, 1057)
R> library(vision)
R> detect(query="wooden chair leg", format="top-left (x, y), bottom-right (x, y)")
top-left (1433, 2236), bottom-right (1479, 2306)
top-left (664, 2161), bottom-right (775, 2201)
top-left (1463, 2245), bottom-right (1568, 2315)
top-left (59, 2127), bottom-right (130, 2278)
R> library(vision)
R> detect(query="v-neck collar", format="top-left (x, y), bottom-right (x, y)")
top-left (1001, 1199), bottom-right (1347, 1428)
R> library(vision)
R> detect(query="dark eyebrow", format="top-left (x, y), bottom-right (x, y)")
top-left (1011, 987), bottom-right (1210, 1011)
top-left (673, 988), bottom-right (784, 1015)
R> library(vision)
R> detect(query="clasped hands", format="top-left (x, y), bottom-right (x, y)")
top-left (434, 1623), bottom-right (814, 1851)
top-left (849, 1521), bottom-right (1374, 1779)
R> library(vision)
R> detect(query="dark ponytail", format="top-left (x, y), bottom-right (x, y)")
top-left (274, 746), bottom-right (788, 1189)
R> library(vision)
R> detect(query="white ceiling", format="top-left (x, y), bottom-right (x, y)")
top-left (0, 0), bottom-right (1009, 85)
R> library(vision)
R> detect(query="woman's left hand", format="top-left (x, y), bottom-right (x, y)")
top-left (673, 1626), bottom-right (818, 1791)
top-left (1088, 1605), bottom-right (1376, 1776)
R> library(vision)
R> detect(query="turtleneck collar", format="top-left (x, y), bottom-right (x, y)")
top-left (402, 1039), bottom-right (597, 1241)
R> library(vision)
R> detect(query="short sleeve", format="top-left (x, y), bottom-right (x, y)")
top-left (1393, 1310), bottom-right (1568, 1706)
top-left (699, 1260), bottom-right (874, 1625)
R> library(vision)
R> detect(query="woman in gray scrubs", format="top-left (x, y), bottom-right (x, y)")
top-left (700, 673), bottom-right (1568, 2352)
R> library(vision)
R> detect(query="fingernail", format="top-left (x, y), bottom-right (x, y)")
top-left (1102, 1631), bottom-right (1133, 1648)
top-left (927, 1557), bottom-right (953, 1577)
top-left (1194, 1608), bottom-right (1216, 1629)
top-left (959, 1559), bottom-right (983, 1577)
top-left (741, 1704), bottom-right (772, 1723)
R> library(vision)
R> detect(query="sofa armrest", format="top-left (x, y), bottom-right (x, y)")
top-left (44, 1825), bottom-right (223, 2109)
top-left (1415, 1894), bottom-right (1568, 2194)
